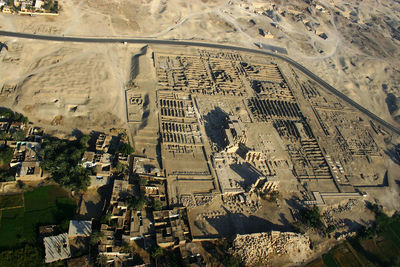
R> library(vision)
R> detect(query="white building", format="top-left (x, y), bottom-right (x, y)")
top-left (68, 220), bottom-right (92, 237)
top-left (43, 233), bottom-right (71, 263)
top-left (34, 0), bottom-right (43, 9)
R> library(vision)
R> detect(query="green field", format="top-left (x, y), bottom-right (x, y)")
top-left (307, 257), bottom-right (326, 267)
top-left (0, 185), bottom-right (76, 249)
top-left (358, 220), bottom-right (400, 266)
top-left (322, 251), bottom-right (339, 267)
top-left (0, 194), bottom-right (23, 210)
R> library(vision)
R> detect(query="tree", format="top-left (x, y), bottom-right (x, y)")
top-left (151, 198), bottom-right (163, 211)
top-left (0, 146), bottom-right (14, 166)
top-left (151, 246), bottom-right (164, 267)
top-left (151, 246), bottom-right (164, 258)
top-left (268, 190), bottom-right (280, 202)
top-left (326, 225), bottom-right (336, 234)
top-left (11, 130), bottom-right (27, 141)
top-left (13, 112), bottom-right (28, 123)
top-left (358, 225), bottom-right (376, 240)
top-left (40, 138), bottom-right (91, 191)
top-left (119, 143), bottom-right (134, 156)
top-left (0, 108), bottom-right (28, 123)
top-left (299, 206), bottom-right (322, 229)
top-left (139, 177), bottom-right (148, 186)
top-left (90, 231), bottom-right (104, 245)
top-left (121, 242), bottom-right (135, 254)
top-left (0, 131), bottom-right (10, 140)
top-left (389, 256), bottom-right (400, 267)
top-left (222, 254), bottom-right (243, 267)
top-left (16, 180), bottom-right (26, 189)
top-left (115, 162), bottom-right (127, 174)
top-left (96, 255), bottom-right (108, 267)
top-left (291, 221), bottom-right (303, 234)
top-left (100, 212), bottom-right (112, 224)
top-left (0, 108), bottom-right (13, 119)
top-left (79, 134), bottom-right (90, 148)
top-left (128, 196), bottom-right (147, 211)
top-left (0, 167), bottom-right (16, 182)
top-left (359, 203), bottom-right (392, 238)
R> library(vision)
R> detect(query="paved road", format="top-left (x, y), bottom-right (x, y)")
top-left (1, 30), bottom-right (399, 136)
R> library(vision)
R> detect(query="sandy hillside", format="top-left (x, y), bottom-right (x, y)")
top-left (0, 0), bottom-right (399, 132)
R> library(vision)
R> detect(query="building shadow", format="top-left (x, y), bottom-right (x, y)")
top-left (130, 46), bottom-right (147, 81)
top-left (204, 208), bottom-right (291, 238)
top-left (384, 147), bottom-right (400, 166)
top-left (203, 107), bottom-right (228, 150)
top-left (230, 162), bottom-right (261, 189)
top-left (385, 93), bottom-right (398, 114)
top-left (0, 42), bottom-right (8, 52)
top-left (71, 128), bottom-right (83, 140)
top-left (138, 94), bottom-right (150, 131)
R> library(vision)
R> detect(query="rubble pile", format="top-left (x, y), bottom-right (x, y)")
top-left (231, 231), bottom-right (312, 266)
top-left (323, 199), bottom-right (359, 229)
top-left (329, 199), bottom-right (358, 214)
top-left (194, 194), bottom-right (216, 206)
top-left (180, 195), bottom-right (196, 208)
top-left (222, 194), bottom-right (260, 214)
top-left (336, 231), bottom-right (356, 241)
top-left (180, 194), bottom-right (217, 208)
top-left (196, 210), bottom-right (226, 220)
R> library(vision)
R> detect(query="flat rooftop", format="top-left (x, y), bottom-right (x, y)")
top-left (44, 233), bottom-right (71, 263)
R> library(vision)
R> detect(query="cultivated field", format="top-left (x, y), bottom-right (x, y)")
top-left (0, 185), bottom-right (75, 248)
top-left (0, 193), bottom-right (23, 210)
top-left (307, 219), bottom-right (400, 267)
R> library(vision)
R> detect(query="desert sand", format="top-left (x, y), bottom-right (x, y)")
top-left (0, 0), bottom-right (399, 134)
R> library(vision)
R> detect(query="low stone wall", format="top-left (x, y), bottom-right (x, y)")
top-left (19, 11), bottom-right (59, 16)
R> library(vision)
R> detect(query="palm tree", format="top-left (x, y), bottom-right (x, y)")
top-left (90, 231), bottom-right (104, 245)
top-left (96, 254), bottom-right (108, 267)
top-left (151, 246), bottom-right (163, 267)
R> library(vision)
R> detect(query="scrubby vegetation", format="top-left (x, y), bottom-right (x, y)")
top-left (115, 162), bottom-right (127, 175)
